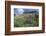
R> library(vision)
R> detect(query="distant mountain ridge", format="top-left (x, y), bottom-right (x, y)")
top-left (14, 8), bottom-right (39, 16)
top-left (23, 11), bottom-right (38, 13)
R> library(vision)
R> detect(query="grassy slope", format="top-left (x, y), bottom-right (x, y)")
top-left (14, 13), bottom-right (39, 27)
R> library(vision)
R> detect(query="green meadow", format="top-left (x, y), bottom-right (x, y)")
top-left (14, 13), bottom-right (39, 27)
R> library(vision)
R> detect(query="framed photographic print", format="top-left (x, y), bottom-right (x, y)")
top-left (5, 1), bottom-right (45, 35)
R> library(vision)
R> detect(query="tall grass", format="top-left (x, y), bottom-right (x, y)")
top-left (14, 13), bottom-right (39, 27)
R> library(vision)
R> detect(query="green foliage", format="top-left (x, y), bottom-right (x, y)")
top-left (14, 13), bottom-right (39, 27)
top-left (14, 16), bottom-right (26, 27)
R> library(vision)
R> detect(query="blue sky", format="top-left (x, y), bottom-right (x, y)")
top-left (14, 8), bottom-right (39, 16)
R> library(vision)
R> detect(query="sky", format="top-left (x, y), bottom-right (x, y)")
top-left (14, 8), bottom-right (39, 16)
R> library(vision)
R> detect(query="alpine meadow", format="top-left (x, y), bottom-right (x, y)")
top-left (14, 8), bottom-right (39, 27)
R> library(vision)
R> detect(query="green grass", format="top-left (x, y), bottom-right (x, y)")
top-left (14, 13), bottom-right (39, 27)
